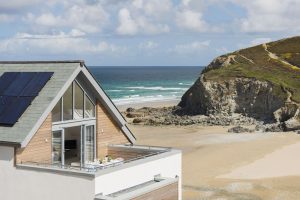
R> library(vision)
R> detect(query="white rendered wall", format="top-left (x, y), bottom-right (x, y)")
top-left (0, 146), bottom-right (95, 200)
top-left (95, 151), bottom-right (182, 200)
top-left (0, 146), bottom-right (182, 200)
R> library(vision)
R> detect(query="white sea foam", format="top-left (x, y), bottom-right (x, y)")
top-left (178, 82), bottom-right (193, 86)
top-left (113, 95), bottom-right (180, 105)
top-left (107, 89), bottom-right (123, 92)
top-left (124, 86), bottom-right (188, 91)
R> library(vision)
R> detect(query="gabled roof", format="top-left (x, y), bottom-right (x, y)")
top-left (0, 61), bottom-right (135, 147)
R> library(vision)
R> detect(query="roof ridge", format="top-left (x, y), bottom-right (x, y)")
top-left (0, 60), bottom-right (85, 65)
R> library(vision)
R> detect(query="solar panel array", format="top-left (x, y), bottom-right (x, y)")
top-left (0, 72), bottom-right (53, 126)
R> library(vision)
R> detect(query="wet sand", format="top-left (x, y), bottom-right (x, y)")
top-left (117, 99), bottom-right (300, 200)
top-left (128, 124), bottom-right (300, 200)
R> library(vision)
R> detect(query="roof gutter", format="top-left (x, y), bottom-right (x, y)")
top-left (0, 141), bottom-right (21, 147)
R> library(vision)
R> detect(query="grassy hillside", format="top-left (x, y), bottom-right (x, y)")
top-left (203, 37), bottom-right (300, 103)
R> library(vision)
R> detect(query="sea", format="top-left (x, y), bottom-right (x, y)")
top-left (89, 66), bottom-right (204, 106)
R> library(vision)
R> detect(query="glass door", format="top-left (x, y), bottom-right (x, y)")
top-left (52, 124), bottom-right (95, 167)
top-left (85, 125), bottom-right (95, 163)
top-left (52, 130), bottom-right (64, 165)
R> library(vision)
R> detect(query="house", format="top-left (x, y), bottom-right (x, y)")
top-left (0, 61), bottom-right (182, 200)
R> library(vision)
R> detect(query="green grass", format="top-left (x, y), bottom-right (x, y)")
top-left (203, 37), bottom-right (300, 103)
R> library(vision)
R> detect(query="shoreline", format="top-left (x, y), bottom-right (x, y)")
top-left (115, 99), bottom-right (179, 111)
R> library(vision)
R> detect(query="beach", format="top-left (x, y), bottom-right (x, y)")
top-left (118, 102), bottom-right (300, 200)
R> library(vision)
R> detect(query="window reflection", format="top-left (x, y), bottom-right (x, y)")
top-left (74, 82), bottom-right (84, 119)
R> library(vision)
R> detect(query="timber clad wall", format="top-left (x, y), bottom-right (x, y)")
top-left (96, 101), bottom-right (130, 159)
top-left (16, 114), bottom-right (52, 164)
top-left (132, 182), bottom-right (179, 200)
top-left (15, 100), bottom-right (131, 164)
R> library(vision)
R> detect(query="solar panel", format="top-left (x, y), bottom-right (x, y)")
top-left (2, 73), bottom-right (35, 96)
top-left (0, 73), bottom-right (18, 95)
top-left (0, 97), bottom-right (34, 125)
top-left (0, 72), bottom-right (53, 126)
top-left (21, 72), bottom-right (54, 96)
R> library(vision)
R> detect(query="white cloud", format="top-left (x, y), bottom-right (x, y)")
top-left (171, 40), bottom-right (211, 54)
top-left (139, 41), bottom-right (159, 49)
top-left (116, 0), bottom-right (171, 35)
top-left (175, 0), bottom-right (222, 33)
top-left (233, 0), bottom-right (300, 32)
top-left (176, 9), bottom-right (209, 32)
top-left (0, 0), bottom-right (41, 11)
top-left (25, 1), bottom-right (109, 33)
top-left (117, 8), bottom-right (138, 35)
top-left (216, 47), bottom-right (230, 54)
top-left (142, 0), bottom-right (172, 18)
top-left (0, 31), bottom-right (124, 55)
top-left (250, 38), bottom-right (272, 46)
top-left (34, 13), bottom-right (58, 27)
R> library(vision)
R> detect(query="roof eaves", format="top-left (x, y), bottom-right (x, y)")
top-left (0, 60), bottom-right (85, 65)
top-left (81, 65), bottom-right (136, 144)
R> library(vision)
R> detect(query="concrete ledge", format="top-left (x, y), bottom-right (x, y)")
top-left (95, 149), bottom-right (181, 176)
top-left (95, 177), bottom-right (178, 200)
top-left (15, 148), bottom-right (181, 179)
top-left (16, 164), bottom-right (95, 178)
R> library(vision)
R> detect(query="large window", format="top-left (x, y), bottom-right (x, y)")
top-left (85, 95), bottom-right (95, 118)
top-left (52, 80), bottom-right (95, 122)
top-left (63, 85), bottom-right (73, 121)
top-left (74, 82), bottom-right (84, 119)
top-left (52, 130), bottom-right (63, 164)
top-left (52, 99), bottom-right (62, 122)
top-left (85, 125), bottom-right (95, 162)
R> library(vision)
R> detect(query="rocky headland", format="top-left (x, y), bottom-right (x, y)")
top-left (125, 37), bottom-right (300, 132)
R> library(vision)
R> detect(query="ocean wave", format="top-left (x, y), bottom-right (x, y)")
top-left (124, 86), bottom-right (188, 91)
top-left (123, 94), bottom-right (140, 98)
top-left (107, 89), bottom-right (123, 92)
top-left (112, 95), bottom-right (180, 105)
top-left (178, 82), bottom-right (193, 86)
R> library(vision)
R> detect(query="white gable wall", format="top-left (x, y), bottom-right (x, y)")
top-left (0, 146), bottom-right (95, 200)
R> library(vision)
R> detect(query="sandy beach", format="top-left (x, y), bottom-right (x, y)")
top-left (118, 102), bottom-right (300, 200)
top-left (117, 99), bottom-right (180, 111)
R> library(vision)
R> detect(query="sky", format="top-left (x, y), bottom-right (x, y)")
top-left (0, 0), bottom-right (299, 66)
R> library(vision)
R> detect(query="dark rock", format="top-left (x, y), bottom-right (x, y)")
top-left (132, 118), bottom-right (146, 124)
top-left (126, 112), bottom-right (143, 118)
top-left (228, 126), bottom-right (253, 133)
top-left (264, 123), bottom-right (283, 132)
top-left (284, 118), bottom-right (300, 131)
top-left (255, 124), bottom-right (266, 132)
top-left (126, 107), bottom-right (135, 112)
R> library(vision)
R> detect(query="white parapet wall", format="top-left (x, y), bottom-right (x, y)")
top-left (0, 146), bottom-right (182, 200)
top-left (94, 149), bottom-right (182, 200)
top-left (0, 146), bottom-right (95, 200)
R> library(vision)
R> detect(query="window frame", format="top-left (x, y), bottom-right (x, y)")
top-left (52, 79), bottom-right (96, 125)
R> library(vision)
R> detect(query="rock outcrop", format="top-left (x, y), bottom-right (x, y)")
top-left (178, 76), bottom-right (284, 122)
top-left (123, 37), bottom-right (300, 131)
top-left (178, 36), bottom-right (300, 127)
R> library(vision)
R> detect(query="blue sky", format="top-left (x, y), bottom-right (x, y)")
top-left (0, 0), bottom-right (299, 66)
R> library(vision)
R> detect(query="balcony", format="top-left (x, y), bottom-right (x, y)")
top-left (15, 144), bottom-right (181, 199)
top-left (17, 144), bottom-right (173, 173)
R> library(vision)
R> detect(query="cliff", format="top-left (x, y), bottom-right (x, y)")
top-left (178, 37), bottom-right (300, 129)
